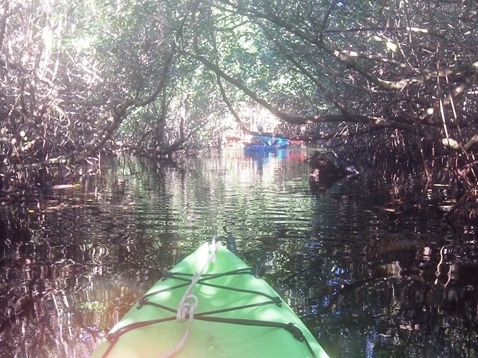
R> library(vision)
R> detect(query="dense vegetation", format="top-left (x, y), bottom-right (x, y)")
top-left (1, 0), bottom-right (478, 210)
top-left (1, 2), bottom-right (477, 355)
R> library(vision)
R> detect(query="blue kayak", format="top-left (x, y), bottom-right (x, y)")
top-left (244, 136), bottom-right (289, 151)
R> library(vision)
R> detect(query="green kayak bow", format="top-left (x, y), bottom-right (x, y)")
top-left (91, 241), bottom-right (329, 358)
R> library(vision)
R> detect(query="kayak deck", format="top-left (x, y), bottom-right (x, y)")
top-left (91, 242), bottom-right (329, 358)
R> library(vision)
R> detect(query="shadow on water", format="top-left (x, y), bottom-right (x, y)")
top-left (0, 150), bottom-right (477, 357)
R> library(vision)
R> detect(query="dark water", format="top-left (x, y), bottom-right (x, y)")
top-left (0, 149), bottom-right (477, 357)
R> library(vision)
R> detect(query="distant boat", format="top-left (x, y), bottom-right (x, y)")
top-left (243, 136), bottom-right (289, 152)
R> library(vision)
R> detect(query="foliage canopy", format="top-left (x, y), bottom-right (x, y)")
top-left (1, 0), bottom-right (478, 189)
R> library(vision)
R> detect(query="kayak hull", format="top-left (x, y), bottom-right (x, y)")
top-left (243, 144), bottom-right (289, 152)
top-left (91, 242), bottom-right (329, 358)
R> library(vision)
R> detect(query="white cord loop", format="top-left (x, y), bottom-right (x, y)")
top-left (161, 238), bottom-right (222, 358)
top-left (177, 293), bottom-right (198, 321)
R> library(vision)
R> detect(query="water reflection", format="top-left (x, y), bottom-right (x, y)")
top-left (0, 150), bottom-right (477, 357)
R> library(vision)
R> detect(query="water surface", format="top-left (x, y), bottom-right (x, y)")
top-left (0, 149), bottom-right (476, 357)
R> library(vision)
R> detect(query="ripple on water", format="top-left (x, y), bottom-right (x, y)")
top-left (0, 152), bottom-right (472, 358)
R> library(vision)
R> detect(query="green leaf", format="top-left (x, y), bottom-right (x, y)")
top-left (386, 41), bottom-right (399, 52)
top-left (441, 138), bottom-right (460, 150)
